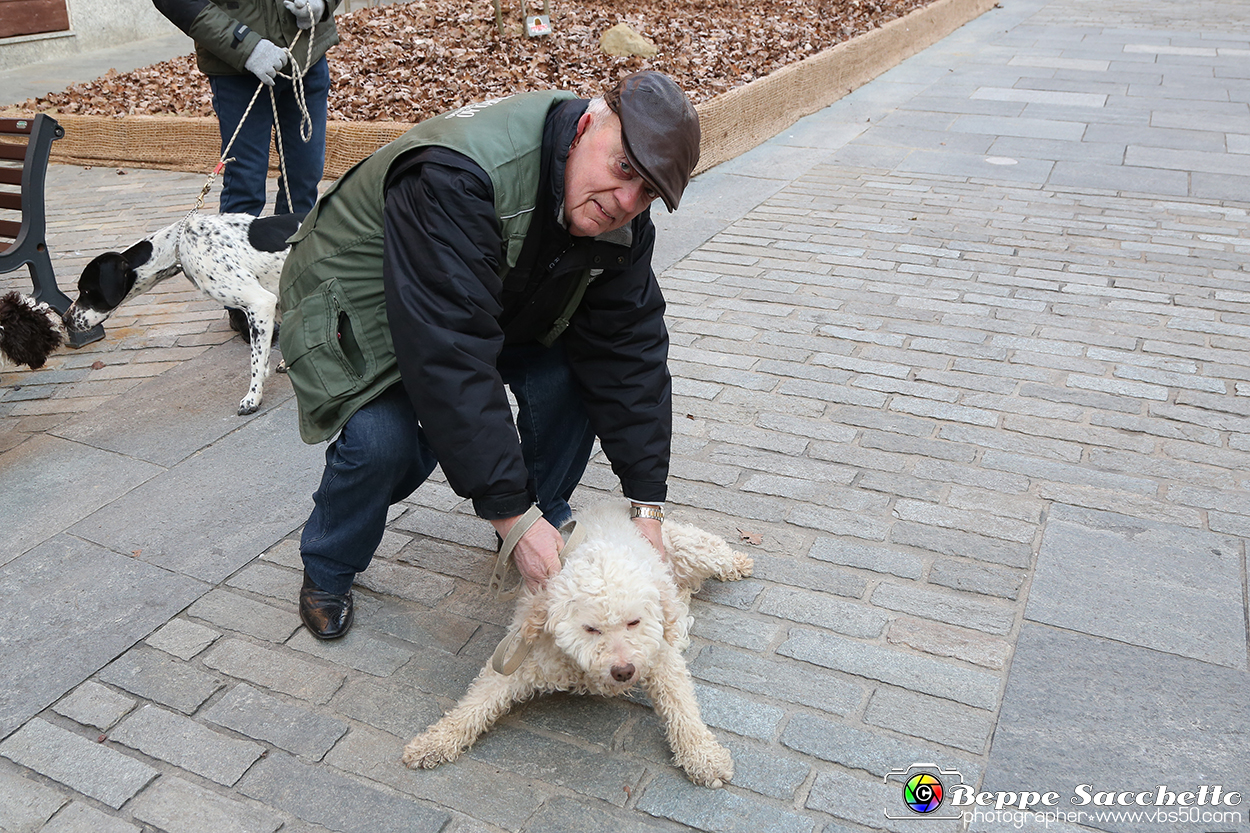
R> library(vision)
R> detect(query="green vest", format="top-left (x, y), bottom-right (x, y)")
top-left (278, 89), bottom-right (577, 443)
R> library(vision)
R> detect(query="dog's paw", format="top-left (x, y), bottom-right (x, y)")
top-left (237, 396), bottom-right (261, 416)
top-left (401, 733), bottom-right (463, 770)
top-left (678, 740), bottom-right (734, 789)
top-left (718, 550), bottom-right (753, 582)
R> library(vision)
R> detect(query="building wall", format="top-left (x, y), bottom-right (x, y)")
top-left (0, 0), bottom-right (183, 71)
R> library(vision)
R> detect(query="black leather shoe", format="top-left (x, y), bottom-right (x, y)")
top-left (299, 573), bottom-right (354, 640)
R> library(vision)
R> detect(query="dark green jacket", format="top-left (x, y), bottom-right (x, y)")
top-left (279, 89), bottom-right (577, 444)
top-left (153, 0), bottom-right (340, 77)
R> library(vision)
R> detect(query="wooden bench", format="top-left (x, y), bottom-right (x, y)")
top-left (0, 114), bottom-right (103, 347)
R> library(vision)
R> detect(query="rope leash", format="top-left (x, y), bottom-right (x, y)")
top-left (488, 507), bottom-right (586, 675)
top-left (176, 22), bottom-right (317, 260)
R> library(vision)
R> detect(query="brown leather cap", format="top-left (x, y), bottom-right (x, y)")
top-left (605, 71), bottom-right (700, 212)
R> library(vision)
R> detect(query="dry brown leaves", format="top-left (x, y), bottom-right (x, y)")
top-left (19, 0), bottom-right (934, 123)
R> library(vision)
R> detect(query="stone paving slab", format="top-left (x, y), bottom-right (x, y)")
top-left (985, 623), bottom-right (1250, 833)
top-left (0, 536), bottom-right (205, 737)
top-left (67, 398), bottom-right (322, 584)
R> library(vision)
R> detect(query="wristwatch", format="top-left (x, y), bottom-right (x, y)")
top-left (629, 504), bottom-right (665, 522)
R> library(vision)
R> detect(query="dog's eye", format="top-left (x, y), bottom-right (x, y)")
top-left (583, 625), bottom-right (601, 635)
top-left (627, 619), bottom-right (641, 628)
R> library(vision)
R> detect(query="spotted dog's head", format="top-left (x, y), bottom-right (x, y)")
top-left (65, 227), bottom-right (183, 332)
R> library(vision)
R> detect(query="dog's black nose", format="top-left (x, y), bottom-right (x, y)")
top-left (611, 663), bottom-right (635, 683)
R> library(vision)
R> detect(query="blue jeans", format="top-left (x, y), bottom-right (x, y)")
top-left (300, 342), bottom-right (597, 594)
top-left (208, 57), bottom-right (329, 216)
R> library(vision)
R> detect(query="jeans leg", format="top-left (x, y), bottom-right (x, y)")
top-left (499, 342), bottom-right (596, 529)
top-left (209, 73), bottom-right (274, 216)
top-left (273, 57), bottom-right (329, 215)
top-left (301, 385), bottom-right (438, 593)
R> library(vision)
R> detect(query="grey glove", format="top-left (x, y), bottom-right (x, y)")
top-left (283, 0), bottom-right (326, 30)
top-left (244, 38), bottom-right (288, 86)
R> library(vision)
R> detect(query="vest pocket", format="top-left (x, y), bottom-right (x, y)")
top-left (282, 278), bottom-right (375, 399)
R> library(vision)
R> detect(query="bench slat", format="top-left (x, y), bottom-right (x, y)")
top-left (0, 166), bottom-right (21, 186)
top-left (0, 143), bottom-right (27, 162)
top-left (0, 192), bottom-right (21, 211)
top-left (0, 218), bottom-right (22, 240)
top-left (0, 119), bottom-right (36, 136)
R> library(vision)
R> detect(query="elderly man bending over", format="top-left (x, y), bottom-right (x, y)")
top-left (279, 72), bottom-right (701, 639)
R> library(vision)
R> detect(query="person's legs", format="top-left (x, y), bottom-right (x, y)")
top-left (272, 57), bottom-right (329, 215)
top-left (300, 384), bottom-right (439, 594)
top-left (208, 73), bottom-right (274, 216)
top-left (498, 341), bottom-right (596, 529)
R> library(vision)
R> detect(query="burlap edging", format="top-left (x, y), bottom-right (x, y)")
top-left (18, 0), bottom-right (998, 179)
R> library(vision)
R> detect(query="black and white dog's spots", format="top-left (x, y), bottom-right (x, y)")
top-left (66, 212), bottom-right (304, 415)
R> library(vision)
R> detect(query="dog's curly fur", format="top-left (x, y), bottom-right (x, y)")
top-left (402, 500), bottom-right (753, 788)
top-left (0, 291), bottom-right (64, 371)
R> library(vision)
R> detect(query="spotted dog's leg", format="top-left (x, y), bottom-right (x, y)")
top-left (235, 287), bottom-right (278, 415)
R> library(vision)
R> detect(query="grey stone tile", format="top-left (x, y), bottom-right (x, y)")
top-left (690, 644), bottom-right (864, 715)
top-left (67, 401), bottom-right (323, 584)
top-left (637, 770), bottom-right (820, 833)
top-left (508, 691), bottom-right (635, 748)
top-left (520, 795), bottom-right (689, 833)
top-left (780, 711), bottom-right (981, 782)
top-left (238, 751), bottom-right (451, 833)
top-left (0, 435), bottom-right (162, 566)
top-left (466, 723), bottom-right (647, 807)
top-left (187, 588), bottom-right (300, 643)
top-left (50, 340), bottom-right (294, 468)
top-left (110, 704), bottom-right (264, 786)
top-left (1026, 504), bottom-right (1247, 668)
top-left (324, 723), bottom-right (547, 830)
top-left (720, 739), bottom-right (810, 800)
top-left (0, 719), bottom-right (157, 810)
top-left (52, 681), bottom-right (136, 731)
top-left (203, 683), bottom-right (347, 760)
top-left (40, 801), bottom-right (142, 833)
top-left (146, 617), bottom-right (220, 660)
top-left (0, 537), bottom-right (205, 736)
top-left (777, 628), bottom-right (1001, 709)
top-left (0, 767), bottom-right (67, 832)
top-left (329, 676), bottom-right (445, 740)
top-left (98, 645), bottom-right (224, 715)
top-left (286, 627), bottom-right (414, 677)
top-left (1046, 159), bottom-right (1191, 195)
top-left (200, 638), bottom-right (344, 704)
top-left (128, 775), bottom-right (282, 833)
top-left (984, 623), bottom-right (1250, 833)
top-left (694, 683), bottom-right (785, 742)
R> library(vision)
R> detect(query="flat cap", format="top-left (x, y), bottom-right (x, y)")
top-left (605, 71), bottom-right (700, 212)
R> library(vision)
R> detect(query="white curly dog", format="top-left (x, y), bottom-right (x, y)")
top-left (402, 500), bottom-right (753, 788)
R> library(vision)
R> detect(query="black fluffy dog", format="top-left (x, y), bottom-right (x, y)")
top-left (0, 290), bottom-right (64, 372)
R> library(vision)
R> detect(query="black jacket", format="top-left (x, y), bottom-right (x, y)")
top-left (380, 99), bottom-right (672, 520)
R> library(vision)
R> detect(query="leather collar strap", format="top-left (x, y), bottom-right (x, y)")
top-left (488, 505), bottom-right (545, 601)
top-left (489, 510), bottom-right (585, 675)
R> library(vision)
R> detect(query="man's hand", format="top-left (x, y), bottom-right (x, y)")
top-left (491, 513), bottom-right (564, 593)
top-left (632, 516), bottom-right (667, 562)
top-left (244, 39), bottom-right (288, 85)
top-left (283, 0), bottom-right (325, 29)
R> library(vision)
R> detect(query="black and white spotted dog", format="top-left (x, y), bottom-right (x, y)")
top-left (65, 212), bottom-right (304, 415)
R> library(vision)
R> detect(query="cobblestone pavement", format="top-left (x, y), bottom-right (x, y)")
top-left (2, 0), bottom-right (1249, 831)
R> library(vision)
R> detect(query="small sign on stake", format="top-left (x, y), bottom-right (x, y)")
top-left (526, 14), bottom-right (551, 37)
